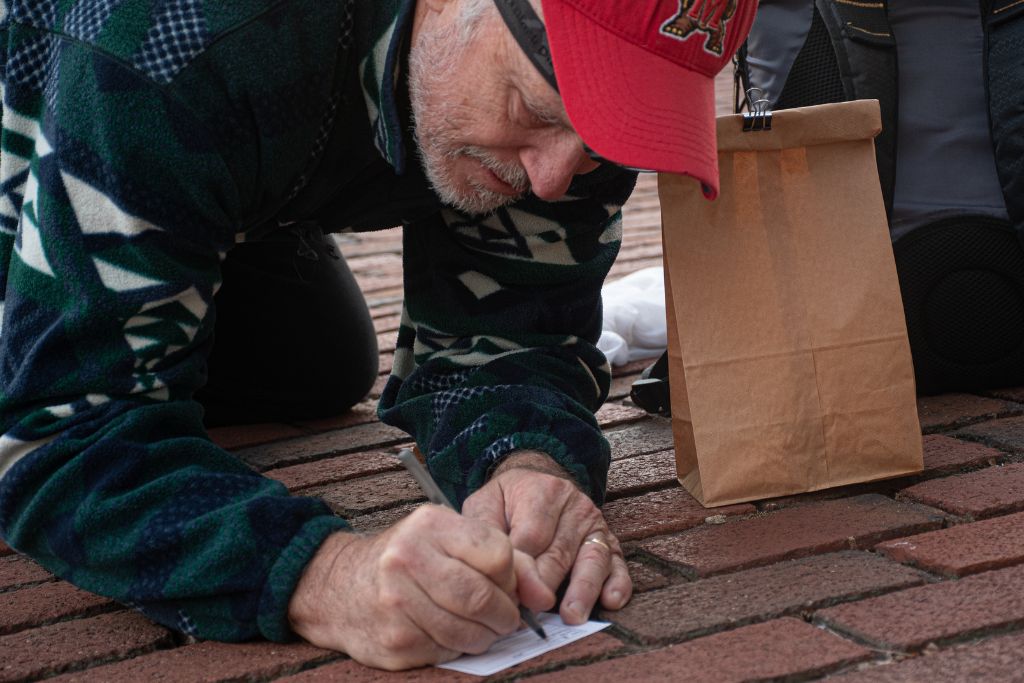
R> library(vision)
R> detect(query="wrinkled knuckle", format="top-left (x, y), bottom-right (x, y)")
top-left (518, 522), bottom-right (548, 550)
top-left (552, 544), bottom-right (577, 573)
top-left (378, 546), bottom-right (409, 575)
top-left (481, 540), bottom-right (514, 578)
top-left (576, 575), bottom-right (604, 596)
top-left (378, 584), bottom-right (406, 611)
top-left (463, 581), bottom-right (496, 618)
top-left (405, 505), bottom-right (446, 532)
top-left (379, 626), bottom-right (421, 654)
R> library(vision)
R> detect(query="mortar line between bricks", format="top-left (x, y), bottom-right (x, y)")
top-left (627, 548), bottom-right (698, 581)
top-left (924, 406), bottom-right (1024, 437)
top-left (604, 478), bottom-right (681, 503)
top-left (821, 653), bottom-right (903, 683)
top-left (246, 437), bottom-right (415, 473)
top-left (337, 496), bottom-right (428, 518)
top-left (863, 547), bottom-right (962, 582)
top-left (812, 613), bottom-right (1024, 656)
top-left (612, 559), bottom-right (939, 650)
top-left (971, 391), bottom-right (1024, 406)
top-left (641, 530), bottom-right (939, 582)
top-left (778, 655), bottom-right (892, 683)
top-left (255, 652), bottom-right (350, 682)
top-left (488, 638), bottom-right (637, 682)
top-left (948, 430), bottom-right (1024, 456)
top-left (803, 611), bottom-right (903, 661)
top-left (764, 656), bottom-right (882, 683)
top-left (17, 620), bottom-right (174, 681)
top-left (1, 600), bottom-right (122, 637)
top-left (0, 577), bottom-right (56, 594)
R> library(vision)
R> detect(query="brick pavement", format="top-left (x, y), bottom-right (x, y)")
top-left (4, 80), bottom-right (1024, 682)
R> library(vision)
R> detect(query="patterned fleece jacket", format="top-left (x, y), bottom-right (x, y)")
top-left (0, 0), bottom-right (637, 642)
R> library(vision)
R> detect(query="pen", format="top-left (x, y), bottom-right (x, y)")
top-left (395, 448), bottom-right (548, 640)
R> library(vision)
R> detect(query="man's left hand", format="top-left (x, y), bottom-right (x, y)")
top-left (462, 450), bottom-right (632, 624)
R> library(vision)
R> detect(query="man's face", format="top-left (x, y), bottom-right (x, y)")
top-left (408, 0), bottom-right (600, 215)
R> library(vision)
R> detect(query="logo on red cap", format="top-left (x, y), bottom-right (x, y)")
top-left (660, 0), bottom-right (738, 55)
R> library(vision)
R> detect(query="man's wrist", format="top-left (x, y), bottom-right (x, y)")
top-left (490, 449), bottom-right (575, 483)
top-left (287, 530), bottom-right (363, 636)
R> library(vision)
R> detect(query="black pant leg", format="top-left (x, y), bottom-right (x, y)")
top-left (197, 225), bottom-right (379, 427)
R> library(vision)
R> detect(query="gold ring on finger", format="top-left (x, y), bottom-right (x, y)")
top-left (583, 535), bottom-right (610, 552)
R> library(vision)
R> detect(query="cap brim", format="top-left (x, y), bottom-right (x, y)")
top-left (544, 1), bottom-right (720, 198)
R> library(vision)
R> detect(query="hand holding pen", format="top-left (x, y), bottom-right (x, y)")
top-left (396, 448), bottom-right (547, 639)
top-left (288, 457), bottom-right (531, 670)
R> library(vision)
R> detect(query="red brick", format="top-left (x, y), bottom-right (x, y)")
top-left (278, 632), bottom-right (627, 682)
top-left (603, 488), bottom-right (754, 542)
top-left (207, 422), bottom-right (305, 450)
top-left (49, 640), bottom-right (335, 682)
top-left (369, 373), bottom-right (389, 399)
top-left (626, 560), bottom-right (673, 593)
top-left (0, 581), bottom-right (115, 634)
top-left (876, 511), bottom-right (1024, 577)
top-left (607, 370), bottom-right (643, 401)
top-left (235, 423), bottom-right (412, 471)
top-left (346, 252), bottom-right (402, 275)
top-left (608, 551), bottom-right (929, 644)
top-left (637, 495), bottom-right (943, 577)
top-left (899, 462), bottom-right (1024, 518)
top-left (265, 449), bottom-right (403, 492)
top-left (753, 437), bottom-right (1005, 510)
top-left (305, 470), bottom-right (425, 516)
top-left (917, 393), bottom-right (1018, 433)
top-left (595, 402), bottom-right (648, 429)
top-left (529, 618), bottom-right (871, 683)
top-left (366, 298), bottom-right (403, 318)
top-left (956, 415), bottom-right (1024, 454)
top-left (831, 630), bottom-right (1024, 682)
top-left (376, 330), bottom-right (396, 353)
top-left (354, 271), bottom-right (403, 295)
top-left (607, 256), bottom-right (662, 280)
top-left (348, 502), bottom-right (419, 533)
top-left (348, 252), bottom-right (403, 274)
top-left (920, 434), bottom-right (1007, 475)
top-left (816, 563), bottom-right (1024, 652)
top-left (0, 611), bottom-right (171, 681)
top-left (290, 400), bottom-right (382, 433)
top-left (372, 313), bottom-right (402, 335)
top-left (606, 450), bottom-right (678, 500)
top-left (605, 420), bottom-right (674, 461)
top-left (0, 555), bottom-right (53, 592)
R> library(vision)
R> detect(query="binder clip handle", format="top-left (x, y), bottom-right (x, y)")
top-left (742, 88), bottom-right (773, 132)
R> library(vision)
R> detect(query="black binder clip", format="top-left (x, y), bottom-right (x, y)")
top-left (742, 88), bottom-right (773, 132)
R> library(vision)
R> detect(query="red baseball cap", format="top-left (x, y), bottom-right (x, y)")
top-left (540, 0), bottom-right (758, 198)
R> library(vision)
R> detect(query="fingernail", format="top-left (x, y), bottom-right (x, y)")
top-left (610, 590), bottom-right (624, 607)
top-left (564, 600), bottom-right (582, 622)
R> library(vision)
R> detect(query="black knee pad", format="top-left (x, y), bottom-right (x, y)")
top-left (893, 214), bottom-right (1024, 395)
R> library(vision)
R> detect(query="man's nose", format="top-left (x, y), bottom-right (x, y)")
top-left (520, 137), bottom-right (601, 201)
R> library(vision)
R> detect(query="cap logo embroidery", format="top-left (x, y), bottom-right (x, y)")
top-left (660, 0), bottom-right (738, 55)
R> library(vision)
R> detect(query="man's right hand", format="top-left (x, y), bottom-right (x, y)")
top-left (287, 505), bottom-right (524, 670)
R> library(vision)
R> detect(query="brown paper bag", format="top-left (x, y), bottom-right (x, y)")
top-left (660, 99), bottom-right (923, 507)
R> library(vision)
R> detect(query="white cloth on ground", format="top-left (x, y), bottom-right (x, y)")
top-left (598, 265), bottom-right (667, 366)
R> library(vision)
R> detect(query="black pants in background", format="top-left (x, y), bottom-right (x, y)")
top-left (197, 225), bottom-right (379, 427)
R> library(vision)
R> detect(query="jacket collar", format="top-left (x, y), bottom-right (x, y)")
top-left (355, 0), bottom-right (417, 174)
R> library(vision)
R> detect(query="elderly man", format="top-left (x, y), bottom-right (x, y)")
top-left (0, 0), bottom-right (754, 671)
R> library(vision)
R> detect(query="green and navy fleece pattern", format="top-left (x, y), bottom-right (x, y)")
top-left (0, 0), bottom-right (636, 643)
